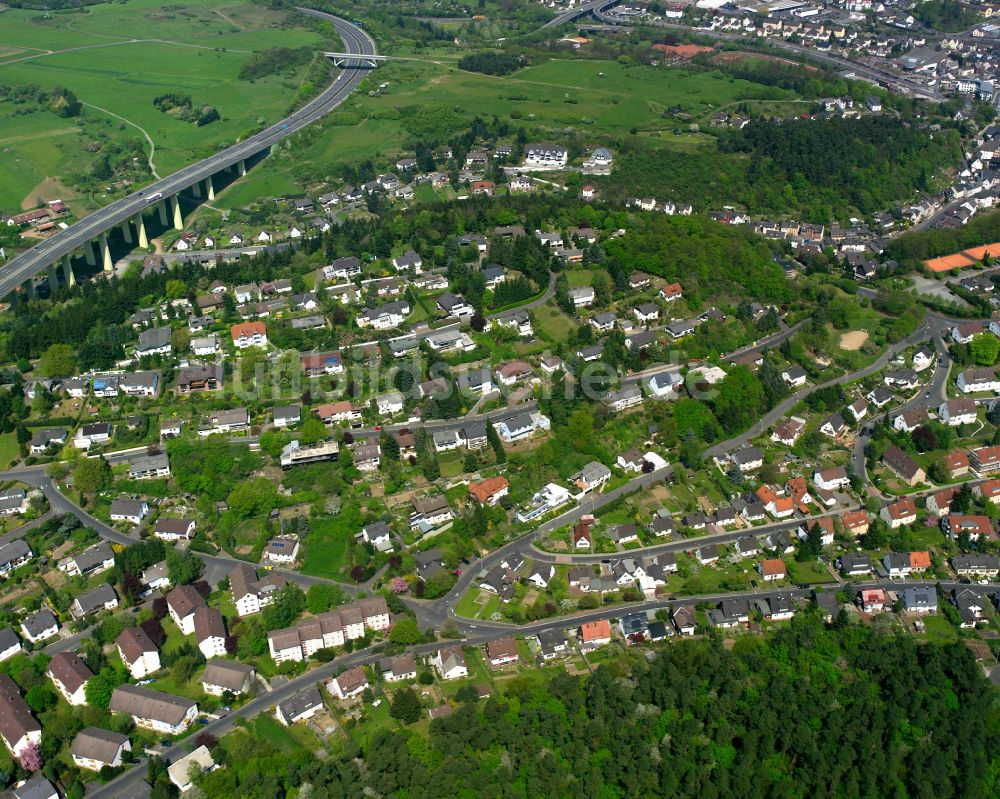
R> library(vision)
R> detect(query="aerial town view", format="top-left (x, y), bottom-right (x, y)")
top-left (0, 0), bottom-right (999, 796)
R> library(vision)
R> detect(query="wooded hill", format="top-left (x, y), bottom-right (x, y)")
top-left (195, 617), bottom-right (1000, 799)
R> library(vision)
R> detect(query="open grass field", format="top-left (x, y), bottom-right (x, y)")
top-left (213, 52), bottom-right (797, 207)
top-left (0, 0), bottom-right (331, 209)
top-left (0, 433), bottom-right (20, 469)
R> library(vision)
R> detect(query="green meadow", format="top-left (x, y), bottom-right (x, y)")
top-left (213, 51), bottom-right (795, 207)
top-left (0, 0), bottom-right (332, 208)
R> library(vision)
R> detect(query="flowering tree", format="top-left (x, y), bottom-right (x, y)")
top-left (18, 742), bottom-right (41, 772)
top-left (389, 577), bottom-right (408, 594)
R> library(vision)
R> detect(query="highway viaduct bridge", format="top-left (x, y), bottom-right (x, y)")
top-left (0, 8), bottom-right (376, 302)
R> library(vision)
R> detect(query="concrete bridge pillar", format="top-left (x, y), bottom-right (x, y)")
top-left (120, 219), bottom-right (133, 244)
top-left (21, 279), bottom-right (34, 300)
top-left (84, 241), bottom-right (97, 267)
top-left (62, 255), bottom-right (75, 288)
top-left (206, 176), bottom-right (215, 201)
top-left (100, 234), bottom-right (113, 272)
top-left (237, 159), bottom-right (246, 177)
top-left (46, 262), bottom-right (59, 291)
top-left (171, 196), bottom-right (183, 231)
top-left (192, 181), bottom-right (202, 199)
top-left (157, 199), bottom-right (169, 226)
top-left (135, 214), bottom-right (148, 249)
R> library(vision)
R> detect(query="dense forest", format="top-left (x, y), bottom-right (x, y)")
top-left (601, 213), bottom-right (790, 304)
top-left (457, 52), bottom-right (525, 76)
top-left (912, 0), bottom-right (981, 32)
top-left (604, 116), bottom-right (960, 223)
top-left (192, 617), bottom-right (1000, 799)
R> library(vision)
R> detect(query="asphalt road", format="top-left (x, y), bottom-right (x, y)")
top-left (0, 8), bottom-right (375, 300)
top-left (541, 0), bottom-right (616, 29)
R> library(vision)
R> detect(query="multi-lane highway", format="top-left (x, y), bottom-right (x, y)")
top-left (0, 8), bottom-right (375, 301)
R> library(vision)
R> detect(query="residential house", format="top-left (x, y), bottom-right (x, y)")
top-left (109, 685), bottom-right (198, 735)
top-left (820, 412), bottom-right (847, 438)
top-left (380, 653), bottom-right (417, 683)
top-left (771, 417), bottom-right (806, 446)
top-left (838, 553), bottom-right (873, 577)
top-left (579, 619), bottom-right (612, 649)
top-left (939, 398), bottom-right (978, 426)
top-left (166, 585), bottom-right (206, 635)
top-left (485, 637), bottom-right (519, 667)
top-left (958, 367), bottom-right (1000, 393)
top-left (880, 498), bottom-right (917, 528)
top-left (69, 584), bottom-right (119, 620)
top-left (604, 386), bottom-right (643, 412)
top-left (0, 675), bottom-right (41, 757)
top-left (971, 445), bottom-right (1000, 474)
top-left (469, 476), bottom-right (510, 506)
top-left (782, 365), bottom-right (807, 387)
top-left (758, 559), bottom-right (788, 582)
top-left (154, 518), bottom-right (196, 542)
top-left (193, 660), bottom-right (250, 703)
top-left (327, 667), bottom-right (368, 700)
top-left (841, 510), bottom-right (870, 537)
top-left (882, 444), bottom-right (926, 486)
top-left (940, 514), bottom-right (994, 541)
top-left (193, 606), bottom-right (227, 659)
top-left (263, 536), bottom-right (299, 564)
top-left (47, 652), bottom-right (92, 706)
top-left (275, 685), bottom-right (324, 726)
top-left (814, 466), bottom-right (849, 491)
top-left (71, 728), bottom-right (131, 771)
top-left (231, 321), bottom-right (268, 349)
top-left (20, 609), bottom-right (58, 644)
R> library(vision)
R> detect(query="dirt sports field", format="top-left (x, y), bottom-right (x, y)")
top-left (839, 330), bottom-right (869, 351)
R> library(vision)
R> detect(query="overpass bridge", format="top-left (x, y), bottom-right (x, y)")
top-left (0, 8), bottom-right (375, 302)
top-left (323, 51), bottom-right (389, 68)
top-left (541, 0), bottom-right (620, 29)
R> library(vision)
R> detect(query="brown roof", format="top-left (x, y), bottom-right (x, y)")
top-left (358, 596), bottom-right (389, 619)
top-left (979, 479), bottom-right (1000, 499)
top-left (496, 360), bottom-right (531, 379)
top-left (580, 619), bottom-right (611, 643)
top-left (759, 559), bottom-right (787, 577)
top-left (413, 494), bottom-right (449, 515)
top-left (486, 637), bottom-right (518, 661)
top-left (885, 498), bottom-right (917, 520)
top-left (231, 321), bottom-right (266, 340)
top-left (167, 584), bottom-right (205, 619)
top-left (48, 651), bottom-right (93, 694)
top-left (882, 445), bottom-right (923, 481)
top-left (944, 451), bottom-right (970, 471)
top-left (267, 627), bottom-right (301, 652)
top-left (155, 518), bottom-right (194, 534)
top-left (335, 666), bottom-right (368, 693)
top-left (469, 476), bottom-right (509, 503)
top-left (201, 659), bottom-right (253, 692)
top-left (340, 605), bottom-right (363, 626)
top-left (0, 674), bottom-right (39, 748)
top-left (116, 627), bottom-right (157, 664)
top-left (109, 684), bottom-right (196, 726)
top-left (193, 606), bottom-right (226, 643)
top-left (382, 652), bottom-right (416, 677)
top-left (841, 510), bottom-right (869, 530)
top-left (71, 727), bottom-right (129, 764)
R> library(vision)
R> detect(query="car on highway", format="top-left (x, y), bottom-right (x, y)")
top-left (146, 192), bottom-right (162, 203)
